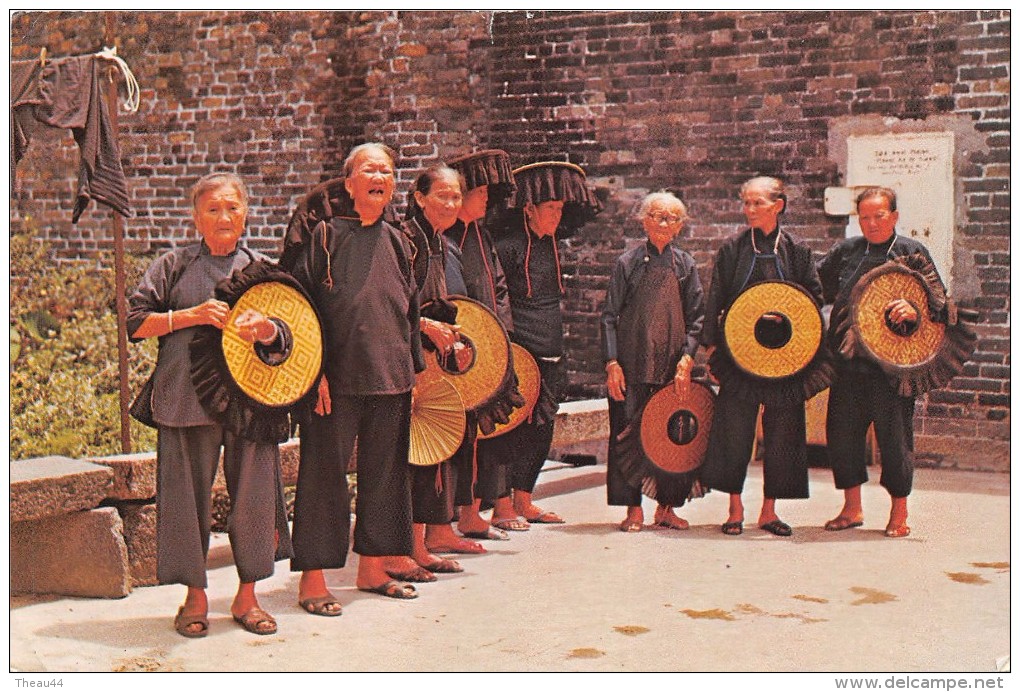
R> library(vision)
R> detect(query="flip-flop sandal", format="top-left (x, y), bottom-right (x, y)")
top-left (492, 518), bottom-right (530, 532)
top-left (358, 580), bottom-right (418, 600)
top-left (460, 526), bottom-right (510, 541)
top-left (824, 517), bottom-right (864, 531)
top-left (422, 558), bottom-right (464, 574)
top-left (298, 594), bottom-right (344, 617)
top-left (524, 510), bottom-right (565, 524)
top-left (233, 606), bottom-right (277, 635)
top-left (174, 606), bottom-right (209, 638)
top-left (760, 520), bottom-right (793, 537)
top-left (386, 566), bottom-right (437, 583)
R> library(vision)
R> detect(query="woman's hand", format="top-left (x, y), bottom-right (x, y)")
top-left (885, 298), bottom-right (918, 325)
top-left (314, 374), bottom-right (332, 416)
top-left (673, 353), bottom-right (693, 399)
top-left (606, 361), bottom-right (626, 402)
top-left (184, 299), bottom-right (231, 330)
top-left (422, 317), bottom-right (461, 355)
top-left (234, 309), bottom-right (278, 344)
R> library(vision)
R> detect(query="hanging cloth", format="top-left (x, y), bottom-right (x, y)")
top-left (11, 54), bottom-right (131, 222)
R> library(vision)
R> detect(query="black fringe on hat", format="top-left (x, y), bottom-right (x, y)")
top-left (507, 161), bottom-right (602, 237)
top-left (447, 149), bottom-right (517, 200)
top-left (189, 261), bottom-right (319, 443)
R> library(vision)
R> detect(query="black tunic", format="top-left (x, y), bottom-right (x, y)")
top-left (494, 214), bottom-right (564, 359)
top-left (288, 216), bottom-right (423, 395)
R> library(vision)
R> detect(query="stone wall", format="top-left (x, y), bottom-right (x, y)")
top-left (10, 10), bottom-right (1009, 470)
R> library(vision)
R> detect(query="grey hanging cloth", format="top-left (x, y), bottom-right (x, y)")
top-left (11, 55), bottom-right (131, 222)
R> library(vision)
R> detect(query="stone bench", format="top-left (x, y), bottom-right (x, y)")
top-left (9, 457), bottom-right (130, 598)
top-left (11, 402), bottom-right (613, 598)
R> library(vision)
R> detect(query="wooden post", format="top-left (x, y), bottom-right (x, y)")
top-left (105, 13), bottom-right (131, 453)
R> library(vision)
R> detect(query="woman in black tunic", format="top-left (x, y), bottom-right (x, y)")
top-left (490, 161), bottom-right (601, 527)
top-left (600, 192), bottom-right (705, 532)
top-left (700, 176), bottom-right (826, 537)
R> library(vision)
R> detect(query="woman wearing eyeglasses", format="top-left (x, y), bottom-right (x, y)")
top-left (600, 191), bottom-right (706, 532)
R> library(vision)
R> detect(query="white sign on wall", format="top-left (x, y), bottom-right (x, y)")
top-left (845, 132), bottom-right (955, 284)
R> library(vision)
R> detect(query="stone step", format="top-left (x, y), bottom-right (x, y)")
top-left (10, 456), bottom-right (114, 523)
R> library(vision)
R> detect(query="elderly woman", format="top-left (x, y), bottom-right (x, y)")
top-left (488, 162), bottom-right (601, 528)
top-left (127, 172), bottom-right (292, 637)
top-left (699, 176), bottom-right (826, 537)
top-left (286, 143), bottom-right (421, 606)
top-left (385, 163), bottom-right (482, 583)
top-left (601, 192), bottom-right (705, 532)
top-left (444, 149), bottom-right (519, 539)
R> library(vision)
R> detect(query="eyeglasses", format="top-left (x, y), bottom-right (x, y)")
top-left (646, 213), bottom-right (685, 225)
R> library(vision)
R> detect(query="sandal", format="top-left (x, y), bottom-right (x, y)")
top-left (721, 521), bottom-right (743, 536)
top-left (492, 518), bottom-right (530, 532)
top-left (760, 520), bottom-right (793, 537)
top-left (233, 606), bottom-right (277, 635)
top-left (523, 509), bottom-right (565, 524)
top-left (619, 519), bottom-right (643, 533)
top-left (358, 580), bottom-right (418, 600)
top-left (173, 606), bottom-right (209, 639)
top-left (426, 539), bottom-right (486, 554)
top-left (298, 594), bottom-right (343, 617)
top-left (385, 566), bottom-right (437, 583)
top-left (421, 558), bottom-right (464, 574)
top-left (824, 516), bottom-right (864, 532)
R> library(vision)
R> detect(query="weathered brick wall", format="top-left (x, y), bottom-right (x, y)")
top-left (10, 10), bottom-right (1009, 469)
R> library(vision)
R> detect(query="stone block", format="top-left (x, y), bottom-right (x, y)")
top-left (10, 457), bottom-right (114, 523)
top-left (10, 507), bottom-right (131, 598)
top-left (88, 453), bottom-right (157, 501)
top-left (119, 503), bottom-right (158, 587)
top-left (551, 399), bottom-right (609, 448)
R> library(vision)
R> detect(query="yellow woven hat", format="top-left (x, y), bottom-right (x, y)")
top-left (723, 281), bottom-right (823, 380)
top-left (422, 296), bottom-right (511, 412)
top-left (851, 264), bottom-right (945, 369)
top-left (221, 280), bottom-right (323, 407)
top-left (478, 343), bottom-right (540, 439)
top-left (409, 370), bottom-right (466, 466)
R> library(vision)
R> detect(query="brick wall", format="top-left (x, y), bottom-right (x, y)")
top-left (10, 10), bottom-right (1009, 470)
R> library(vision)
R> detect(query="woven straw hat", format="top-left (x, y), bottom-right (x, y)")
top-left (639, 381), bottom-right (715, 474)
top-left (723, 281), bottom-right (823, 380)
top-left (221, 280), bottom-right (323, 407)
top-left (422, 296), bottom-right (511, 412)
top-left (478, 343), bottom-right (541, 439)
top-left (851, 264), bottom-right (945, 369)
top-left (409, 369), bottom-right (466, 466)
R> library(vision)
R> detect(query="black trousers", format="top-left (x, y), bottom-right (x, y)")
top-left (700, 391), bottom-right (809, 499)
top-left (411, 459), bottom-right (454, 524)
top-left (473, 439), bottom-right (511, 503)
top-left (826, 365), bottom-right (915, 498)
top-left (291, 392), bottom-right (413, 570)
top-left (156, 425), bottom-right (292, 588)
top-left (606, 383), bottom-right (658, 507)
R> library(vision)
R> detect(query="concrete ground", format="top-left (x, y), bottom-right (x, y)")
top-left (9, 461), bottom-right (1011, 677)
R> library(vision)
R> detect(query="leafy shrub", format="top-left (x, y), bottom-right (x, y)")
top-left (10, 226), bottom-right (160, 459)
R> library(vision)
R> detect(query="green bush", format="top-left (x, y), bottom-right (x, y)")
top-left (10, 226), bottom-right (159, 459)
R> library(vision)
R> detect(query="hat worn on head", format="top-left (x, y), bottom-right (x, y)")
top-left (447, 149), bottom-right (516, 199)
top-left (508, 160), bottom-right (601, 236)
